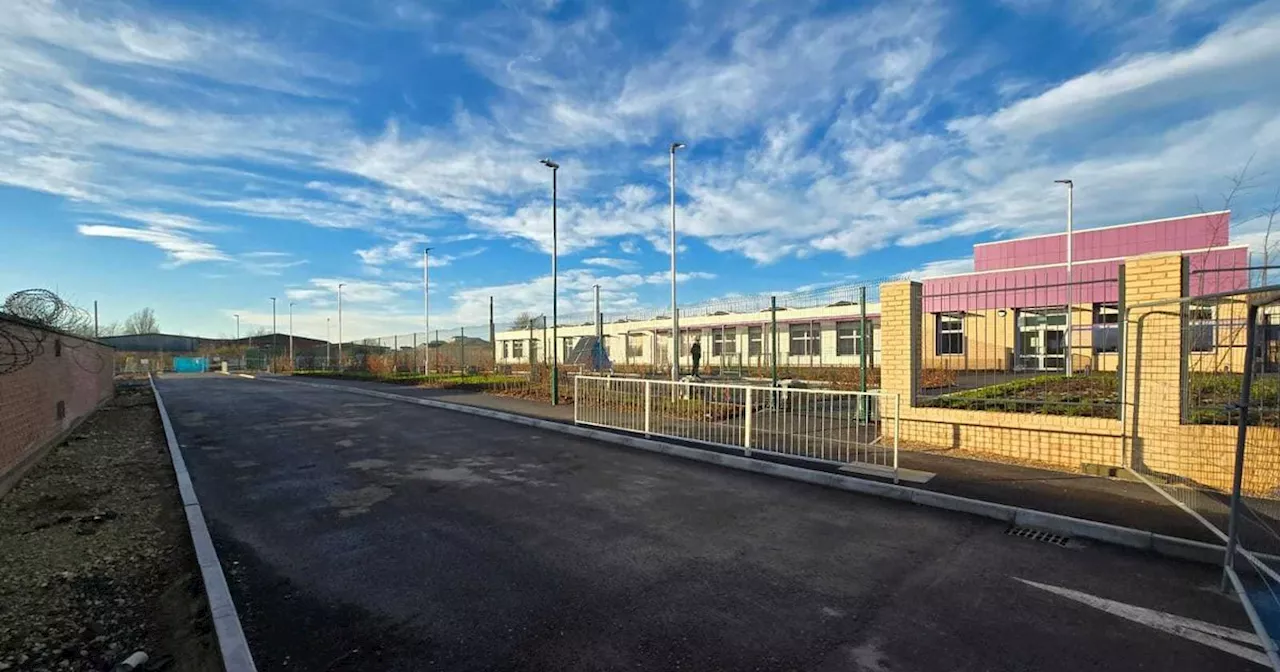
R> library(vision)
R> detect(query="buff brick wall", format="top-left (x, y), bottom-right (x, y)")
top-left (882, 253), bottom-right (1280, 496)
top-left (0, 315), bottom-right (114, 495)
top-left (881, 281), bottom-right (1124, 470)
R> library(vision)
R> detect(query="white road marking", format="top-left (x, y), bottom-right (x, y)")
top-left (1016, 577), bottom-right (1272, 667)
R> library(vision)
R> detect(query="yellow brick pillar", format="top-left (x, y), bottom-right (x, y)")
top-left (1122, 253), bottom-right (1186, 473)
top-left (879, 281), bottom-right (922, 409)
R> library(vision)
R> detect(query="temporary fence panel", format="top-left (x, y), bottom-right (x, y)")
top-left (1121, 281), bottom-right (1280, 670)
top-left (574, 375), bottom-right (899, 481)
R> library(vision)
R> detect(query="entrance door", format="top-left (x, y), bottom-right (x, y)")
top-left (1017, 308), bottom-right (1067, 371)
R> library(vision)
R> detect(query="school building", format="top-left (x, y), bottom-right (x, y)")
top-left (491, 211), bottom-right (1250, 373)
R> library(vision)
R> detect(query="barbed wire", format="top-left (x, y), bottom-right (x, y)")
top-left (1, 289), bottom-right (106, 376)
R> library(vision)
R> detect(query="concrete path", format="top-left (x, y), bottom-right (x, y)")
top-left (157, 374), bottom-right (1256, 671)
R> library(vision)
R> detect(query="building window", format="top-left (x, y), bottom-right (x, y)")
top-left (502, 341), bottom-right (510, 359)
top-left (789, 324), bottom-right (820, 356)
top-left (748, 327), bottom-right (763, 356)
top-left (627, 334), bottom-right (644, 358)
top-left (1093, 303), bottom-right (1119, 354)
top-left (512, 340), bottom-right (524, 359)
top-left (563, 337), bottom-right (574, 360)
top-left (936, 313), bottom-right (964, 356)
top-left (1189, 305), bottom-right (1215, 353)
top-left (712, 327), bottom-right (736, 356)
top-left (836, 320), bottom-right (872, 356)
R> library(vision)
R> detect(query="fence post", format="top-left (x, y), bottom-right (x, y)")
top-left (770, 295), bottom-right (779, 392)
top-left (860, 286), bottom-right (869, 418)
top-left (412, 332), bottom-right (418, 375)
top-left (461, 326), bottom-right (466, 371)
top-left (744, 386), bottom-right (753, 454)
top-left (574, 375), bottom-right (580, 425)
top-left (644, 380), bottom-right (652, 437)
top-left (1223, 302), bottom-right (1260, 592)
top-left (893, 394), bottom-right (901, 485)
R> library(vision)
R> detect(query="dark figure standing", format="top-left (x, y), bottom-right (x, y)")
top-left (690, 339), bottom-right (702, 378)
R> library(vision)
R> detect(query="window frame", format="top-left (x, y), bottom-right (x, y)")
top-left (1092, 303), bottom-right (1120, 354)
top-left (788, 323), bottom-right (820, 356)
top-left (712, 327), bottom-right (737, 356)
top-left (836, 320), bottom-right (873, 356)
top-left (936, 313), bottom-right (965, 356)
top-left (748, 326), bottom-right (763, 356)
top-left (1189, 305), bottom-right (1216, 353)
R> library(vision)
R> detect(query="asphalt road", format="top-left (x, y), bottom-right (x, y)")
top-left (156, 374), bottom-right (1258, 671)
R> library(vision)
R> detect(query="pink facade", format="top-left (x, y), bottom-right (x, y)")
top-left (972, 212), bottom-right (1231, 272)
top-left (923, 212), bottom-right (1248, 313)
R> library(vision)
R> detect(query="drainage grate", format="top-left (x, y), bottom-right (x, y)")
top-left (1005, 525), bottom-right (1072, 547)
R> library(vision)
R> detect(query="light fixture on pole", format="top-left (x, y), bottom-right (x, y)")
top-left (1055, 179), bottom-right (1074, 377)
top-left (540, 158), bottom-right (561, 405)
top-left (270, 297), bottom-right (277, 373)
top-left (288, 302), bottom-right (295, 367)
top-left (669, 142), bottom-right (686, 382)
top-left (424, 247), bottom-right (432, 376)
top-left (337, 283), bottom-right (345, 370)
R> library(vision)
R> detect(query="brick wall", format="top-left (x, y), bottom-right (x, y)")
top-left (880, 254), bottom-right (1280, 496)
top-left (0, 314), bottom-right (115, 495)
top-left (881, 279), bottom-right (1124, 468)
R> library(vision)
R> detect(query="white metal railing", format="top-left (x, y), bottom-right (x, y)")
top-left (574, 375), bottom-right (900, 482)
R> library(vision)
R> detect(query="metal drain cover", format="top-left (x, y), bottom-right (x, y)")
top-left (1006, 525), bottom-right (1072, 547)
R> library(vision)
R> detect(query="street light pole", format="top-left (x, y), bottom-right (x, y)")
top-left (1056, 179), bottom-right (1074, 377)
top-left (670, 142), bottom-right (686, 382)
top-left (594, 283), bottom-right (602, 370)
top-left (234, 314), bottom-right (240, 340)
top-left (270, 297), bottom-right (277, 373)
top-left (288, 302), bottom-right (295, 367)
top-left (326, 317), bottom-right (331, 369)
top-left (541, 158), bottom-right (561, 405)
top-left (337, 283), bottom-right (345, 371)
top-left (430, 245), bottom-right (435, 373)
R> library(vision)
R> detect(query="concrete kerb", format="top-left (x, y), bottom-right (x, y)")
top-left (263, 376), bottom-right (1230, 567)
top-left (149, 374), bottom-right (257, 672)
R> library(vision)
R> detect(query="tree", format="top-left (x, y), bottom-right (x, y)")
top-left (123, 308), bottom-right (160, 335)
top-left (1261, 186), bottom-right (1280, 285)
top-left (510, 312), bottom-right (541, 330)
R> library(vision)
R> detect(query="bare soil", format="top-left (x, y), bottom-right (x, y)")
top-left (0, 380), bottom-right (220, 671)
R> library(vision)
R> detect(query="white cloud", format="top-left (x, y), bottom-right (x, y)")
top-left (901, 257), bottom-right (974, 279)
top-left (580, 257), bottom-right (638, 271)
top-left (76, 223), bottom-right (229, 266)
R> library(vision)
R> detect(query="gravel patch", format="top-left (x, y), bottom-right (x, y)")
top-left (0, 380), bottom-right (220, 671)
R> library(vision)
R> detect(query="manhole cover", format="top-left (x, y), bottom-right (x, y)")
top-left (1006, 525), bottom-right (1072, 547)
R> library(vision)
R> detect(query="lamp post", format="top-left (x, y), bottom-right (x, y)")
top-left (337, 283), bottom-right (345, 371)
top-left (233, 314), bottom-right (240, 340)
top-left (1055, 179), bottom-right (1074, 377)
top-left (430, 245), bottom-right (435, 373)
top-left (270, 297), bottom-right (277, 373)
top-left (540, 158), bottom-right (560, 405)
top-left (288, 302), bottom-right (295, 367)
top-left (594, 283), bottom-right (602, 370)
top-left (669, 141), bottom-right (686, 381)
top-left (326, 317), bottom-right (331, 369)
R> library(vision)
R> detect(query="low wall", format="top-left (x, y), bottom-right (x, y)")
top-left (0, 314), bottom-right (115, 496)
top-left (889, 406), bottom-right (1124, 471)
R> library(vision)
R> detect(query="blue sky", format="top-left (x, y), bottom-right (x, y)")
top-left (2, 0), bottom-right (1278, 339)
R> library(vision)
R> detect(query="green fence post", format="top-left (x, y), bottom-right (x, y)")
top-left (770, 296), bottom-right (779, 390)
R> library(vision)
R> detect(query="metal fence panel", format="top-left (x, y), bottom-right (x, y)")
top-left (574, 375), bottom-right (899, 481)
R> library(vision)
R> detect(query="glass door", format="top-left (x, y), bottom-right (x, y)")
top-left (1017, 308), bottom-right (1067, 371)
